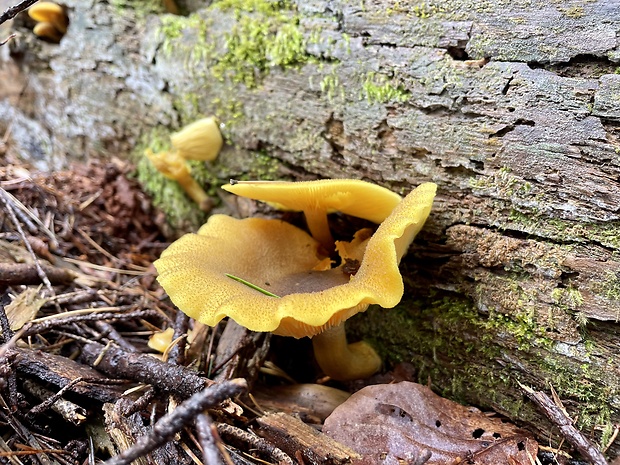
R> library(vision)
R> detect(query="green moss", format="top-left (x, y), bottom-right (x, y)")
top-left (135, 155), bottom-right (208, 233)
top-left (469, 166), bottom-right (534, 199)
top-left (551, 286), bottom-right (584, 310)
top-left (110, 0), bottom-right (166, 18)
top-left (160, 13), bottom-right (212, 70)
top-left (594, 271), bottom-right (620, 301)
top-left (561, 6), bottom-right (584, 18)
top-left (210, 0), bottom-right (310, 88)
top-left (348, 291), bottom-right (616, 443)
top-left (360, 72), bottom-right (411, 104)
top-left (508, 210), bottom-right (620, 250)
top-left (320, 73), bottom-right (343, 102)
top-left (240, 152), bottom-right (282, 180)
top-left (410, 1), bottom-right (447, 18)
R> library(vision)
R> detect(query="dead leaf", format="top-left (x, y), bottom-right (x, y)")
top-left (6, 287), bottom-right (47, 330)
top-left (323, 381), bottom-right (538, 465)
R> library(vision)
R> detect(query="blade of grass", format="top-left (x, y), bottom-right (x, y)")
top-left (224, 274), bottom-right (280, 298)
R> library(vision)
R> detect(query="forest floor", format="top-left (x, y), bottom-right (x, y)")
top-left (0, 156), bottom-right (607, 465)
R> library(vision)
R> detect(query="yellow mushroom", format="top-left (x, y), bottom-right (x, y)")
top-left (170, 117), bottom-right (223, 162)
top-left (222, 179), bottom-right (403, 251)
top-left (154, 182), bottom-right (437, 380)
top-left (32, 21), bottom-right (62, 43)
top-left (28, 2), bottom-right (68, 37)
top-left (145, 149), bottom-right (212, 211)
top-left (146, 117), bottom-right (223, 210)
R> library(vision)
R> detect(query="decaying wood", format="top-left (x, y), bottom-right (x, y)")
top-left (24, 378), bottom-right (88, 425)
top-left (255, 412), bottom-right (360, 465)
top-left (212, 320), bottom-right (270, 384)
top-left (2, 0), bottom-right (620, 459)
top-left (217, 422), bottom-right (293, 465)
top-left (79, 342), bottom-right (213, 399)
top-left (104, 400), bottom-right (190, 465)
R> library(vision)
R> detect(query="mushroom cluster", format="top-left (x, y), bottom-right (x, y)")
top-left (28, 2), bottom-right (69, 43)
top-left (154, 179), bottom-right (436, 381)
top-left (146, 117), bottom-right (223, 211)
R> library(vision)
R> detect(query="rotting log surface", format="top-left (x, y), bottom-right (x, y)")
top-left (1, 0), bottom-right (620, 458)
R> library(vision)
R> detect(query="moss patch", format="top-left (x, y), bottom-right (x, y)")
top-left (210, 0), bottom-right (310, 87)
top-left (360, 72), bottom-right (411, 104)
top-left (132, 127), bottom-right (208, 233)
top-left (348, 291), bottom-right (616, 443)
top-left (110, 0), bottom-right (166, 19)
top-left (507, 210), bottom-right (620, 250)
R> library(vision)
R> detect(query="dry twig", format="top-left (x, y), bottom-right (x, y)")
top-left (217, 422), bottom-right (294, 465)
top-left (80, 342), bottom-right (214, 398)
top-left (519, 382), bottom-right (608, 465)
top-left (103, 379), bottom-right (247, 465)
top-left (0, 0), bottom-right (38, 26)
top-left (196, 413), bottom-right (227, 465)
top-left (0, 188), bottom-right (56, 297)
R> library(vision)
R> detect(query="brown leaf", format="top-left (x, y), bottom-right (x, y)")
top-left (5, 287), bottom-right (47, 330)
top-left (323, 381), bottom-right (538, 465)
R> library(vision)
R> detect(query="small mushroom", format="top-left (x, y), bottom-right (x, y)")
top-left (170, 116), bottom-right (223, 162)
top-left (145, 149), bottom-right (212, 211)
top-left (222, 179), bottom-right (403, 251)
top-left (32, 21), bottom-right (62, 43)
top-left (146, 117), bottom-right (223, 211)
top-left (28, 2), bottom-right (69, 41)
top-left (154, 182), bottom-right (436, 380)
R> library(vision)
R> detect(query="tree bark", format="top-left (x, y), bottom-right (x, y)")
top-left (2, 0), bottom-right (620, 457)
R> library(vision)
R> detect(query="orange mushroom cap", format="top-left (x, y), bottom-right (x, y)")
top-left (154, 182), bottom-right (436, 338)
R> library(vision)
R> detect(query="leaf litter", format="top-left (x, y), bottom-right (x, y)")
top-left (323, 381), bottom-right (538, 464)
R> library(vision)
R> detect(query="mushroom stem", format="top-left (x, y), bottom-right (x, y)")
top-left (175, 171), bottom-right (212, 211)
top-left (146, 149), bottom-right (212, 211)
top-left (312, 324), bottom-right (381, 381)
top-left (304, 208), bottom-right (334, 251)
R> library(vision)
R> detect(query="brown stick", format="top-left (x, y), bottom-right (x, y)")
top-left (519, 383), bottom-right (608, 465)
top-left (103, 379), bottom-right (247, 465)
top-left (0, 0), bottom-right (38, 27)
top-left (80, 342), bottom-right (213, 398)
top-left (0, 262), bottom-right (76, 286)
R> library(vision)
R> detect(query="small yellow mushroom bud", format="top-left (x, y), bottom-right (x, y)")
top-left (28, 2), bottom-right (68, 35)
top-left (145, 149), bottom-right (213, 212)
top-left (148, 327), bottom-right (175, 353)
top-left (33, 21), bottom-right (62, 43)
top-left (170, 117), bottom-right (223, 162)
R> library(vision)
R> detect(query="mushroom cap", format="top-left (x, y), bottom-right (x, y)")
top-left (28, 2), bottom-right (63, 22)
top-left (154, 182), bottom-right (436, 338)
top-left (221, 179), bottom-right (403, 224)
top-left (170, 117), bottom-right (223, 161)
top-left (28, 2), bottom-right (68, 33)
top-left (145, 149), bottom-right (190, 181)
top-left (32, 21), bottom-right (62, 42)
